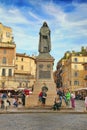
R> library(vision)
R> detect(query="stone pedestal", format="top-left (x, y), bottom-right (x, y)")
top-left (25, 53), bottom-right (56, 107)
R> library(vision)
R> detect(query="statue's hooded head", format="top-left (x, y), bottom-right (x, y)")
top-left (43, 21), bottom-right (48, 27)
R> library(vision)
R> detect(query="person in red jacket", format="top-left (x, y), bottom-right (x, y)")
top-left (38, 91), bottom-right (43, 102)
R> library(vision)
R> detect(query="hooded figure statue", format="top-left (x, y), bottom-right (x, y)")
top-left (38, 22), bottom-right (51, 53)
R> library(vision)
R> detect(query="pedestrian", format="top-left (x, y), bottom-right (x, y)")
top-left (38, 91), bottom-right (43, 105)
top-left (85, 95), bottom-right (87, 111)
top-left (21, 92), bottom-right (26, 106)
top-left (42, 90), bottom-right (47, 107)
top-left (57, 87), bottom-right (68, 106)
top-left (31, 81), bottom-right (35, 92)
top-left (65, 89), bottom-right (71, 107)
top-left (71, 91), bottom-right (75, 109)
top-left (52, 95), bottom-right (62, 110)
top-left (4, 99), bottom-right (10, 110)
top-left (31, 84), bottom-right (34, 92)
top-left (13, 96), bottom-right (19, 107)
top-left (1, 99), bottom-right (4, 109)
top-left (7, 99), bottom-right (11, 106)
top-left (8, 92), bottom-right (11, 98)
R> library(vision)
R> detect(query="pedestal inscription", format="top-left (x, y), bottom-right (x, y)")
top-left (39, 70), bottom-right (51, 79)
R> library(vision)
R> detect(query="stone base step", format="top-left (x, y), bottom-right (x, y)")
top-left (18, 106), bottom-right (73, 111)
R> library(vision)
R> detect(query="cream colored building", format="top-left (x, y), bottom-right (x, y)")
top-left (83, 63), bottom-right (87, 88)
top-left (14, 53), bottom-right (36, 88)
top-left (56, 48), bottom-right (87, 91)
top-left (62, 54), bottom-right (87, 91)
top-left (0, 22), bottom-right (36, 90)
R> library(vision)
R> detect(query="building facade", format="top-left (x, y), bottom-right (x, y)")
top-left (83, 63), bottom-right (87, 88)
top-left (0, 22), bottom-right (16, 90)
top-left (0, 22), bottom-right (36, 91)
top-left (15, 53), bottom-right (36, 88)
top-left (55, 48), bottom-right (87, 91)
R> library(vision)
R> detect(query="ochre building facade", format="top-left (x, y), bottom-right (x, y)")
top-left (0, 22), bottom-right (36, 90)
top-left (55, 49), bottom-right (87, 91)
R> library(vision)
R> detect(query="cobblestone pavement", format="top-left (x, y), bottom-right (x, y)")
top-left (75, 100), bottom-right (85, 111)
top-left (0, 113), bottom-right (87, 130)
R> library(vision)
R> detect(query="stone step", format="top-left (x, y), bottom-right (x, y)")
top-left (18, 106), bottom-right (73, 111)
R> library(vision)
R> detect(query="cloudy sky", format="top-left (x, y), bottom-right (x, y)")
top-left (0, 0), bottom-right (87, 70)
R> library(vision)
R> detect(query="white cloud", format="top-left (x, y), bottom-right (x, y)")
top-left (42, 2), bottom-right (87, 28)
top-left (42, 3), bottom-right (66, 25)
top-left (13, 26), bottom-right (38, 52)
top-left (0, 5), bottom-right (30, 25)
top-left (28, 11), bottom-right (42, 22)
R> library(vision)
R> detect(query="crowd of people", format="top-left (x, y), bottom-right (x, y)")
top-left (52, 87), bottom-right (76, 110)
top-left (38, 85), bottom-right (76, 110)
top-left (0, 85), bottom-right (87, 111)
top-left (0, 91), bottom-right (26, 110)
top-left (37, 85), bottom-right (87, 111)
top-left (53, 87), bottom-right (87, 111)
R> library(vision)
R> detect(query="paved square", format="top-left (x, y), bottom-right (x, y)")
top-left (0, 113), bottom-right (87, 130)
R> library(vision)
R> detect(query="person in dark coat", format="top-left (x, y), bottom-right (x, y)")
top-left (21, 92), bottom-right (26, 106)
top-left (53, 95), bottom-right (62, 110)
top-left (57, 87), bottom-right (68, 105)
top-left (42, 91), bottom-right (47, 106)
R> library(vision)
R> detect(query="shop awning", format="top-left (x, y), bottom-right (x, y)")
top-left (74, 88), bottom-right (87, 91)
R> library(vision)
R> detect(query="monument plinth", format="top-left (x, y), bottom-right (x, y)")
top-left (26, 22), bottom-right (56, 107)
top-left (34, 53), bottom-right (56, 106)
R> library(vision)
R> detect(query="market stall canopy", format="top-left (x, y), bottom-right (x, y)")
top-left (0, 87), bottom-right (14, 90)
top-left (74, 88), bottom-right (87, 91)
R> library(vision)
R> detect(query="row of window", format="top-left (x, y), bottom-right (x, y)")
top-left (2, 56), bottom-right (26, 62)
top-left (69, 80), bottom-right (79, 86)
top-left (2, 69), bottom-right (12, 76)
top-left (74, 64), bottom-right (87, 70)
top-left (73, 58), bottom-right (87, 62)
top-left (1, 58), bottom-right (24, 70)
top-left (16, 57), bottom-right (24, 61)
top-left (0, 30), bottom-right (11, 38)
top-left (15, 65), bottom-right (24, 70)
top-left (70, 80), bottom-right (86, 86)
